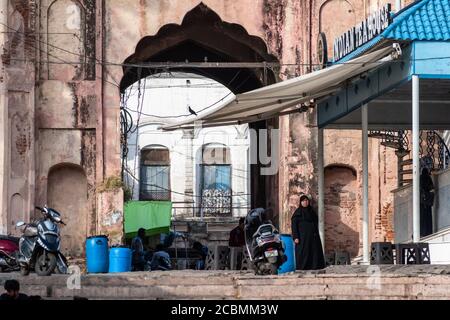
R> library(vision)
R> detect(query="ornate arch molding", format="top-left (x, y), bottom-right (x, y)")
top-left (318, 0), bottom-right (356, 32)
top-left (120, 2), bottom-right (279, 93)
top-left (325, 163), bottom-right (358, 178)
top-left (48, 162), bottom-right (87, 175)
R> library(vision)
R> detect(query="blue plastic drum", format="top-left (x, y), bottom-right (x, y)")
top-left (109, 247), bottom-right (132, 273)
top-left (278, 234), bottom-right (296, 274)
top-left (86, 236), bottom-right (109, 273)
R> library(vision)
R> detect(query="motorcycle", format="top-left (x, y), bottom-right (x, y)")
top-left (244, 208), bottom-right (286, 275)
top-left (16, 206), bottom-right (68, 276)
top-left (0, 235), bottom-right (20, 272)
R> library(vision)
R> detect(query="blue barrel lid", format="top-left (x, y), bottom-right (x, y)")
top-left (110, 247), bottom-right (131, 251)
top-left (110, 247), bottom-right (131, 257)
top-left (86, 235), bottom-right (108, 240)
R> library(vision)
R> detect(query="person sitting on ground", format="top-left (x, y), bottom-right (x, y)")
top-left (229, 217), bottom-right (246, 247)
top-left (161, 230), bottom-right (187, 248)
top-left (192, 241), bottom-right (208, 270)
top-left (150, 244), bottom-right (172, 271)
top-left (131, 228), bottom-right (147, 271)
top-left (0, 280), bottom-right (29, 300)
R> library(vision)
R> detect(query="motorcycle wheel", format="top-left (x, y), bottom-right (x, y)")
top-left (256, 262), bottom-right (278, 275)
top-left (55, 262), bottom-right (68, 274)
top-left (20, 266), bottom-right (30, 276)
top-left (35, 252), bottom-right (57, 276)
top-left (268, 264), bottom-right (278, 275)
top-left (55, 255), bottom-right (68, 274)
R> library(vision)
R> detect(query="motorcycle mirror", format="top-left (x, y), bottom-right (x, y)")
top-left (16, 221), bottom-right (25, 228)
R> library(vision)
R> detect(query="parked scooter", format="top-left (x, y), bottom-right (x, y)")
top-left (244, 208), bottom-right (286, 275)
top-left (0, 235), bottom-right (20, 272)
top-left (16, 206), bottom-right (68, 276)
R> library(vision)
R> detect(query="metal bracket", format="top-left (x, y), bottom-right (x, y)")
top-left (391, 43), bottom-right (402, 60)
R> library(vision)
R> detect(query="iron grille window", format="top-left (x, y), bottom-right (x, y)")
top-left (202, 165), bottom-right (231, 190)
top-left (140, 148), bottom-right (171, 201)
top-left (201, 146), bottom-right (232, 216)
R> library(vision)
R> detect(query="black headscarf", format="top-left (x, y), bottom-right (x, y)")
top-left (421, 168), bottom-right (434, 192)
top-left (292, 195), bottom-right (317, 224)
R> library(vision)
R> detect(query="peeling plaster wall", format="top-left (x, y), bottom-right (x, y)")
top-left (97, 189), bottom-right (124, 246)
top-left (33, 0), bottom-right (98, 256)
top-left (8, 91), bottom-right (34, 235)
top-left (36, 129), bottom-right (96, 252)
top-left (324, 165), bottom-right (359, 256)
top-left (48, 164), bottom-right (88, 257)
top-left (3, 0), bottom-right (37, 236)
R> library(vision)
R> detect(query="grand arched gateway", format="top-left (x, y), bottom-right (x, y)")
top-left (0, 0), bottom-right (421, 260)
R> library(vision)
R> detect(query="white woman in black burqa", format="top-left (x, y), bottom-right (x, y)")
top-left (420, 168), bottom-right (434, 237)
top-left (291, 195), bottom-right (325, 270)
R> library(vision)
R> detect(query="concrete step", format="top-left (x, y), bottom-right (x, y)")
top-left (400, 159), bottom-right (413, 166)
top-left (381, 141), bottom-right (401, 149)
top-left (422, 227), bottom-right (450, 264)
top-left (401, 179), bottom-right (413, 185)
top-left (3, 266), bottom-right (450, 300)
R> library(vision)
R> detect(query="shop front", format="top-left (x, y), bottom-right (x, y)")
top-left (317, 0), bottom-right (450, 263)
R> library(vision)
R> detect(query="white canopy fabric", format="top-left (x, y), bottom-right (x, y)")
top-left (162, 44), bottom-right (401, 131)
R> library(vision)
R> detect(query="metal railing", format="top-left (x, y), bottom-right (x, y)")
top-left (171, 204), bottom-right (251, 218)
top-left (369, 130), bottom-right (450, 186)
top-left (420, 131), bottom-right (450, 172)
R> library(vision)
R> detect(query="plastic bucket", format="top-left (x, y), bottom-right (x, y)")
top-left (109, 247), bottom-right (132, 273)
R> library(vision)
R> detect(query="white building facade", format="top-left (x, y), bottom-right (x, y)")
top-left (124, 73), bottom-right (251, 219)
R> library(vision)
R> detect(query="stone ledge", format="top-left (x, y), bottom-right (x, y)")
top-left (2, 267), bottom-right (450, 300)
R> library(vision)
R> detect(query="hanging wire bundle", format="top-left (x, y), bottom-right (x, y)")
top-left (120, 93), bottom-right (134, 181)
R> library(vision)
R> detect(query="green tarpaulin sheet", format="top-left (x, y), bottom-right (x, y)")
top-left (124, 201), bottom-right (172, 238)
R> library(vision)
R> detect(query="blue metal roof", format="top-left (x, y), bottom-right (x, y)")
top-left (334, 0), bottom-right (450, 63)
top-left (384, 0), bottom-right (450, 40)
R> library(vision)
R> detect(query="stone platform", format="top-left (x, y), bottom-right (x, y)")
top-left (1, 265), bottom-right (450, 300)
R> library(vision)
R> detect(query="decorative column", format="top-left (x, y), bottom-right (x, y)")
top-left (362, 104), bottom-right (369, 264)
top-left (0, 1), bottom-right (9, 234)
top-left (318, 128), bottom-right (325, 251)
top-left (412, 75), bottom-right (420, 243)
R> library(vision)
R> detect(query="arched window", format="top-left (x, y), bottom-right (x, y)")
top-left (140, 146), bottom-right (170, 201)
top-left (201, 144), bottom-right (232, 215)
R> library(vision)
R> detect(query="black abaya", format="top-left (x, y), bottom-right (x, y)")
top-left (420, 168), bottom-right (434, 237)
top-left (291, 206), bottom-right (325, 270)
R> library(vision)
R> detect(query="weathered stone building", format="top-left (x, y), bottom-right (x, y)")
top-left (0, 0), bottom-right (415, 258)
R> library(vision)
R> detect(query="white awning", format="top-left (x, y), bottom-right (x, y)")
top-left (162, 44), bottom-right (401, 131)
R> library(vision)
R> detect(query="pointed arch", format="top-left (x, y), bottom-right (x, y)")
top-left (120, 2), bottom-right (279, 93)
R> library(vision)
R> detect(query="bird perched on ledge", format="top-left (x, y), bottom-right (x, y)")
top-left (188, 106), bottom-right (198, 116)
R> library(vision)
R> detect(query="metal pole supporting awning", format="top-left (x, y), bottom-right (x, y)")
top-left (161, 44), bottom-right (402, 131)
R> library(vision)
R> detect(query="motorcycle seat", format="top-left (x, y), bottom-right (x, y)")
top-left (0, 235), bottom-right (20, 244)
